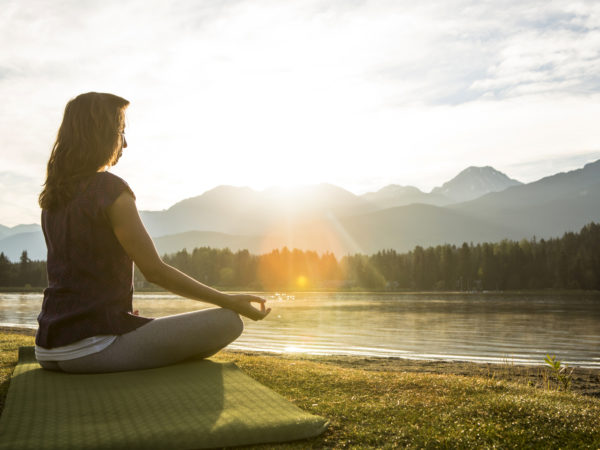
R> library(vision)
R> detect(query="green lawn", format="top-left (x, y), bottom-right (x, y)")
top-left (2, 331), bottom-right (599, 448)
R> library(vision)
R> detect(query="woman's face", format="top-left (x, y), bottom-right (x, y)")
top-left (119, 129), bottom-right (127, 150)
top-left (112, 124), bottom-right (127, 166)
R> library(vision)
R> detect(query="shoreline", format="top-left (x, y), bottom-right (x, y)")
top-left (5, 324), bottom-right (599, 369)
top-left (3, 325), bottom-right (598, 397)
top-left (2, 287), bottom-right (600, 295)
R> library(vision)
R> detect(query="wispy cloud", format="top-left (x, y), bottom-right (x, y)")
top-left (363, 1), bottom-right (600, 105)
top-left (1, 0), bottom-right (599, 224)
top-left (0, 172), bottom-right (41, 226)
top-left (504, 150), bottom-right (600, 183)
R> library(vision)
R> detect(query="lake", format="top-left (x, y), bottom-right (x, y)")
top-left (1, 291), bottom-right (599, 368)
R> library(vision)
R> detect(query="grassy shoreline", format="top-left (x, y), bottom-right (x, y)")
top-left (2, 326), bottom-right (599, 396)
top-left (2, 286), bottom-right (600, 295)
top-left (1, 327), bottom-right (599, 448)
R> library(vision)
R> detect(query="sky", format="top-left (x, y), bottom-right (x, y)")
top-left (1, 0), bottom-right (600, 226)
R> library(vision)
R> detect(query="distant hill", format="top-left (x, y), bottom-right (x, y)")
top-left (141, 186), bottom-right (263, 237)
top-left (0, 223), bottom-right (41, 241)
top-left (338, 203), bottom-right (522, 254)
top-left (1, 160), bottom-right (599, 259)
top-left (140, 168), bottom-right (524, 238)
top-left (241, 203), bottom-right (521, 255)
top-left (0, 231), bottom-right (46, 261)
top-left (153, 231), bottom-right (264, 255)
top-left (250, 161), bottom-right (599, 254)
top-left (139, 183), bottom-right (375, 237)
top-left (431, 166), bottom-right (522, 202)
top-left (451, 159), bottom-right (600, 237)
top-left (361, 185), bottom-right (450, 209)
top-left (0, 229), bottom-right (265, 262)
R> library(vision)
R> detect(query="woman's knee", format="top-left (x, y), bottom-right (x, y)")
top-left (220, 308), bottom-right (244, 340)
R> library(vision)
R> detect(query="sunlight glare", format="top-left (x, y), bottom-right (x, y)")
top-left (283, 345), bottom-right (307, 353)
top-left (296, 275), bottom-right (308, 288)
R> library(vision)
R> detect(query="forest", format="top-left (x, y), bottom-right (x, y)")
top-left (1, 222), bottom-right (599, 291)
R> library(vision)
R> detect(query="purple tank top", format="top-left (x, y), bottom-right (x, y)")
top-left (36, 171), bottom-right (153, 348)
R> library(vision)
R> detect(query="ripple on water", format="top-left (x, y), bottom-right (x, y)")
top-left (1, 291), bottom-right (599, 367)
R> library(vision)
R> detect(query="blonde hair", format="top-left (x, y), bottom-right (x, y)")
top-left (39, 92), bottom-right (129, 210)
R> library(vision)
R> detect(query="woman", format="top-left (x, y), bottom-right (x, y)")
top-left (35, 92), bottom-right (270, 373)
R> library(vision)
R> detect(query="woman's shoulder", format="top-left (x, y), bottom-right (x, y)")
top-left (94, 171), bottom-right (136, 204)
top-left (94, 170), bottom-right (127, 185)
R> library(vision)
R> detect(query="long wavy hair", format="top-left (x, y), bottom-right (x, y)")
top-left (39, 92), bottom-right (129, 210)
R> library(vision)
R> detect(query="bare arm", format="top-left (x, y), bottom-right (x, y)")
top-left (107, 191), bottom-right (270, 321)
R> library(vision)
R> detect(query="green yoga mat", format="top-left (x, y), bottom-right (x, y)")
top-left (0, 347), bottom-right (327, 449)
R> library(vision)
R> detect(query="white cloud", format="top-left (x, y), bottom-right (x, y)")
top-left (1, 0), bottom-right (600, 222)
top-left (0, 172), bottom-right (42, 226)
top-left (504, 150), bottom-right (600, 183)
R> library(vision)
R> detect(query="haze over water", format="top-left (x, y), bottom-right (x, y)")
top-left (2, 291), bottom-right (599, 368)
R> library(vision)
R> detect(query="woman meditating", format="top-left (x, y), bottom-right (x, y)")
top-left (35, 92), bottom-right (270, 373)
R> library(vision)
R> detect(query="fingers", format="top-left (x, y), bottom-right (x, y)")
top-left (259, 304), bottom-right (271, 318)
top-left (234, 293), bottom-right (266, 304)
top-left (248, 301), bottom-right (270, 321)
top-left (250, 295), bottom-right (266, 304)
top-left (233, 293), bottom-right (270, 321)
top-left (252, 308), bottom-right (271, 321)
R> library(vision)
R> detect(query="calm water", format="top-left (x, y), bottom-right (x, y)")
top-left (2, 292), bottom-right (599, 368)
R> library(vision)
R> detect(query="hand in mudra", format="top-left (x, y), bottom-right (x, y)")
top-left (227, 294), bottom-right (271, 321)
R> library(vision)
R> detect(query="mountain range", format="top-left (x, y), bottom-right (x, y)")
top-left (1, 162), bottom-right (598, 261)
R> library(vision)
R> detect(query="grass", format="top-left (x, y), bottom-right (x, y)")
top-left (0, 331), bottom-right (36, 414)
top-left (1, 330), bottom-right (600, 448)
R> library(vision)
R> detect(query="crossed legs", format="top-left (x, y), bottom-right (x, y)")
top-left (48, 308), bottom-right (243, 374)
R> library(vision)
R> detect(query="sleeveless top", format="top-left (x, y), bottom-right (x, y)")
top-left (36, 171), bottom-right (153, 349)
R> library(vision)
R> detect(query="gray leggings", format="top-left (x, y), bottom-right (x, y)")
top-left (38, 308), bottom-right (243, 374)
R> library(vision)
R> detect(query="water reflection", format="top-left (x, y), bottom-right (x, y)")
top-left (2, 292), bottom-right (599, 367)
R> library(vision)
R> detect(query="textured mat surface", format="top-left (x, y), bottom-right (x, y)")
top-left (0, 347), bottom-right (327, 449)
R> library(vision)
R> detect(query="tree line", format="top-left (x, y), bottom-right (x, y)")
top-left (0, 251), bottom-right (47, 288)
top-left (2, 222), bottom-right (599, 291)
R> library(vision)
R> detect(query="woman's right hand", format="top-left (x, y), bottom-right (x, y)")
top-left (225, 294), bottom-right (271, 321)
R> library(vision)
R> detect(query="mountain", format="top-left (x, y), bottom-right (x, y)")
top-left (0, 225), bottom-right (8, 240)
top-left (431, 166), bottom-right (522, 202)
top-left (0, 231), bottom-right (46, 261)
top-left (338, 203), bottom-right (521, 254)
top-left (2, 160), bottom-right (599, 259)
top-left (0, 229), bottom-right (266, 262)
top-left (451, 159), bottom-right (600, 237)
top-left (0, 223), bottom-right (41, 241)
top-left (244, 161), bottom-right (600, 254)
top-left (241, 203), bottom-right (522, 255)
top-left (214, 203), bottom-right (525, 255)
top-left (153, 231), bottom-right (264, 255)
top-left (361, 185), bottom-right (450, 209)
top-left (140, 186), bottom-right (263, 237)
top-left (137, 167), bottom-right (528, 252)
top-left (140, 183), bottom-right (375, 237)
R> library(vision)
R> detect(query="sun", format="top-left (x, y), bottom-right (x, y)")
top-left (296, 275), bottom-right (308, 288)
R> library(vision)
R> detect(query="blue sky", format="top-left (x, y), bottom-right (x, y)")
top-left (1, 0), bottom-right (600, 226)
